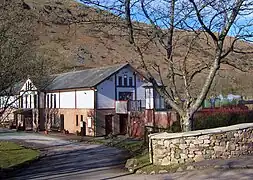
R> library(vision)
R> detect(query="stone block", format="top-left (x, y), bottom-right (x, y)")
top-left (194, 155), bottom-right (204, 162)
top-left (125, 158), bottom-right (138, 169)
top-left (179, 159), bottom-right (185, 164)
top-left (179, 144), bottom-right (187, 149)
top-left (171, 139), bottom-right (180, 144)
top-left (150, 171), bottom-right (155, 175)
top-left (220, 142), bottom-right (226, 146)
top-left (171, 158), bottom-right (179, 164)
top-left (179, 138), bottom-right (186, 144)
top-left (189, 144), bottom-right (195, 148)
top-left (185, 157), bottom-right (194, 163)
top-left (186, 165), bottom-right (195, 170)
top-left (198, 135), bottom-right (210, 140)
top-left (159, 170), bottom-right (168, 174)
top-left (182, 149), bottom-right (189, 154)
top-left (180, 153), bottom-right (188, 159)
top-left (177, 167), bottom-right (184, 172)
top-left (193, 139), bottom-right (204, 144)
top-left (194, 151), bottom-right (203, 155)
top-left (204, 139), bottom-right (211, 144)
top-left (185, 140), bottom-right (192, 144)
top-left (170, 144), bottom-right (176, 148)
top-left (161, 157), bottom-right (171, 166)
top-left (164, 140), bottom-right (171, 147)
top-left (174, 153), bottom-right (180, 158)
top-left (205, 150), bottom-right (214, 155)
top-left (157, 140), bottom-right (164, 146)
top-left (214, 146), bottom-right (225, 152)
top-left (199, 143), bottom-right (210, 147)
top-left (188, 154), bottom-right (195, 158)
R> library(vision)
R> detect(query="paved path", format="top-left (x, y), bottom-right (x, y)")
top-left (0, 129), bottom-right (253, 180)
top-left (0, 129), bottom-right (128, 180)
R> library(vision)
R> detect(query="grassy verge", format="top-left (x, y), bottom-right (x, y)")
top-left (0, 141), bottom-right (39, 169)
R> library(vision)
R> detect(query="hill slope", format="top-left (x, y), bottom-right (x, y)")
top-left (16, 0), bottom-right (253, 96)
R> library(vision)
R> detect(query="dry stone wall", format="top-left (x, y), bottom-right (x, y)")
top-left (149, 123), bottom-right (253, 165)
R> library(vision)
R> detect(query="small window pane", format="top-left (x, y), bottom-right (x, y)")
top-left (47, 95), bottom-right (49, 108)
top-left (54, 94), bottom-right (56, 108)
top-left (129, 77), bottom-right (133, 87)
top-left (118, 76), bottom-right (122, 86)
top-left (34, 95), bottom-right (37, 108)
top-left (76, 115), bottom-right (79, 126)
top-left (124, 76), bottom-right (128, 86)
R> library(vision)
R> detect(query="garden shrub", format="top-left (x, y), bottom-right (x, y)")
top-left (193, 106), bottom-right (253, 130)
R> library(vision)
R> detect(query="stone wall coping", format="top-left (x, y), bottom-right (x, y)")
top-left (149, 123), bottom-right (253, 140)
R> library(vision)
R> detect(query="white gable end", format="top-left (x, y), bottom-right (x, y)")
top-left (20, 78), bottom-right (37, 91)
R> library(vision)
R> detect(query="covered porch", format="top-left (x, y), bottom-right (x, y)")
top-left (13, 109), bottom-right (39, 131)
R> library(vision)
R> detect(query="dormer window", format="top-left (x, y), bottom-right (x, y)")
top-left (118, 76), bottom-right (122, 86)
top-left (129, 77), bottom-right (133, 87)
top-left (124, 75), bottom-right (128, 86)
top-left (25, 82), bottom-right (32, 91)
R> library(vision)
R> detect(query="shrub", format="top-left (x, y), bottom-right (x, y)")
top-left (193, 106), bottom-right (253, 130)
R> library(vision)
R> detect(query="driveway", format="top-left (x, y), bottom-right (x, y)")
top-left (0, 129), bottom-right (253, 180)
top-left (0, 129), bottom-right (129, 180)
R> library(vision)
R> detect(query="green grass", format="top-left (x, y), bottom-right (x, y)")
top-left (0, 141), bottom-right (39, 169)
top-left (111, 140), bottom-right (144, 154)
top-left (133, 152), bottom-right (182, 173)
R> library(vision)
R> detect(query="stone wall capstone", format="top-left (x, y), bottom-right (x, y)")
top-left (149, 123), bottom-right (253, 165)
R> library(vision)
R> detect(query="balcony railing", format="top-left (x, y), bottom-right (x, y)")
top-left (115, 100), bottom-right (144, 114)
top-left (115, 101), bottom-right (128, 114)
top-left (128, 100), bottom-right (143, 112)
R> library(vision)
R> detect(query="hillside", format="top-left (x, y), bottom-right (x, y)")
top-left (13, 0), bottom-right (253, 97)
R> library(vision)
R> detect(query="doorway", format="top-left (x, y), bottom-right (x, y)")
top-left (60, 114), bottom-right (64, 131)
top-left (105, 115), bottom-right (113, 136)
top-left (119, 114), bottom-right (128, 135)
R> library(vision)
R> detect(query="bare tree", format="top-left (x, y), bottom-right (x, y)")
top-left (80, 0), bottom-right (253, 131)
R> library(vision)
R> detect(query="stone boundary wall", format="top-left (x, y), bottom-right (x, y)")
top-left (149, 123), bottom-right (253, 165)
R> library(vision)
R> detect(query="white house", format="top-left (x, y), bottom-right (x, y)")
top-left (1, 63), bottom-right (168, 136)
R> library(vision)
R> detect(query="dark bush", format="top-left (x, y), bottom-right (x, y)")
top-left (193, 107), bottom-right (253, 130)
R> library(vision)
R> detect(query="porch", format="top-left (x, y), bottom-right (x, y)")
top-left (13, 109), bottom-right (39, 131)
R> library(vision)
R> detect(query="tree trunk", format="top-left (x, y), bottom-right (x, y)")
top-left (180, 112), bottom-right (192, 132)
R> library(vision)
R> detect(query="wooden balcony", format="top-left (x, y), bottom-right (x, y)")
top-left (115, 100), bottom-right (144, 114)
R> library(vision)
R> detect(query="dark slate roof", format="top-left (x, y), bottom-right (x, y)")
top-left (44, 63), bottom-right (129, 91)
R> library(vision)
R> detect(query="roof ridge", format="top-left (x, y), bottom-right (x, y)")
top-left (51, 63), bottom-right (128, 77)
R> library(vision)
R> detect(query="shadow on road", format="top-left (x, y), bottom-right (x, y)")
top-left (5, 141), bottom-right (129, 180)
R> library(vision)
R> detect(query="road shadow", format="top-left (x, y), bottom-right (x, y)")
top-left (4, 141), bottom-right (130, 180)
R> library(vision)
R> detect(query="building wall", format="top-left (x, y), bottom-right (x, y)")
top-left (60, 92), bottom-right (75, 108)
top-left (96, 66), bottom-right (147, 109)
top-left (128, 110), bottom-right (178, 138)
top-left (146, 88), bottom-right (154, 109)
top-left (45, 89), bottom-right (95, 109)
top-left (97, 76), bottom-right (115, 109)
top-left (46, 108), bottom-right (95, 136)
top-left (136, 76), bottom-right (146, 108)
top-left (95, 109), bottom-right (120, 136)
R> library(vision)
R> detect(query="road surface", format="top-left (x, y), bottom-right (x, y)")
top-left (0, 129), bottom-right (252, 180)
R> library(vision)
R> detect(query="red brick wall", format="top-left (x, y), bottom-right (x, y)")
top-left (128, 110), bottom-right (178, 138)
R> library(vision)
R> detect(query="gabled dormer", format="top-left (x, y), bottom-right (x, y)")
top-left (20, 78), bottom-right (37, 92)
top-left (19, 78), bottom-right (39, 109)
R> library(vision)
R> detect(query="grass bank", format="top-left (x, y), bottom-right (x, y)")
top-left (0, 141), bottom-right (39, 169)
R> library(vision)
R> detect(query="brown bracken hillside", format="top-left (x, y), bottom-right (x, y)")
top-left (18, 0), bottom-right (253, 96)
